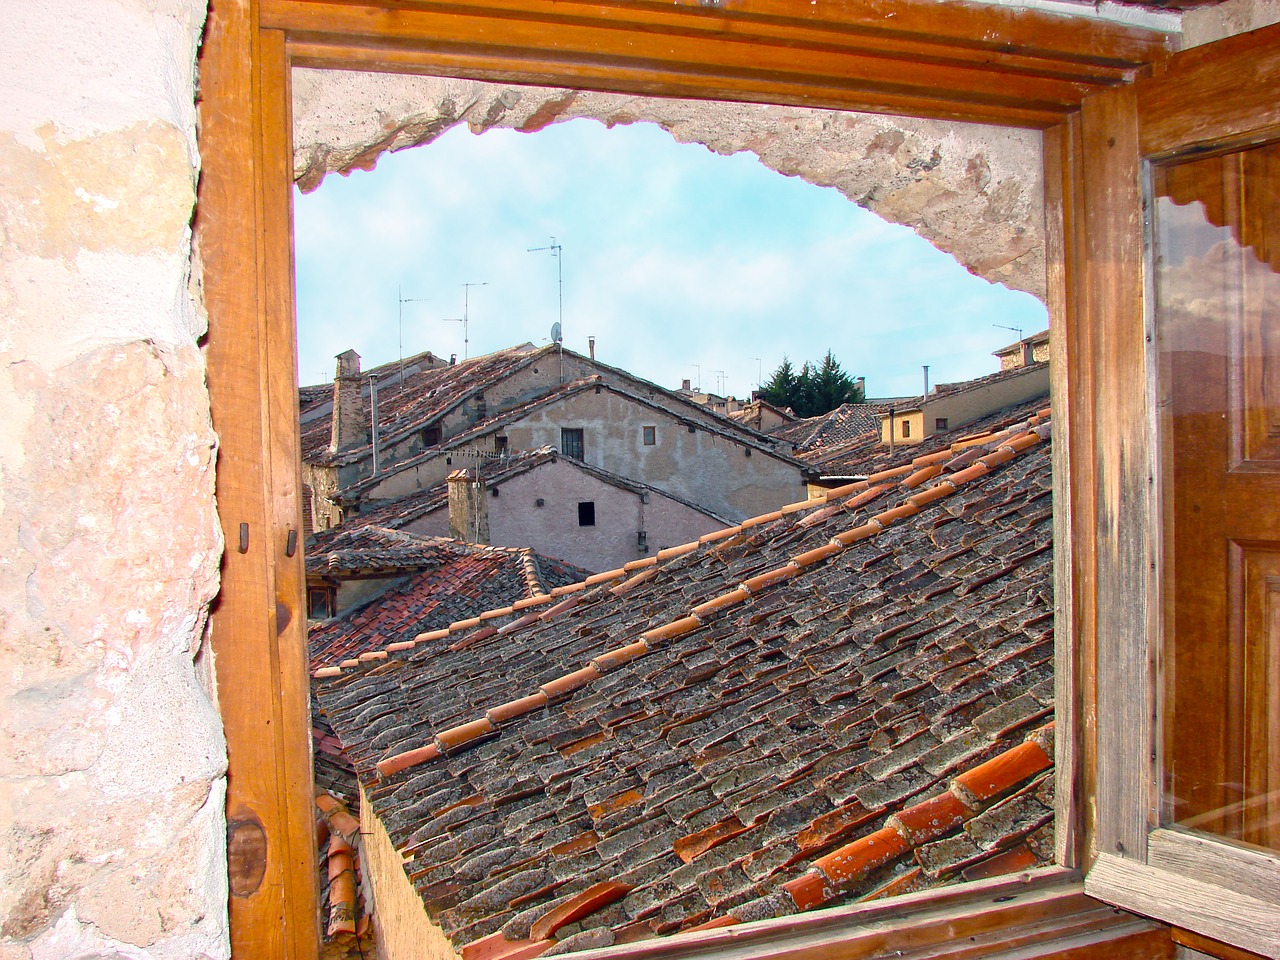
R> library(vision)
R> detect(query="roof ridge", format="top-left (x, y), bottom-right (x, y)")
top-left (364, 419), bottom-right (1051, 779)
top-left (314, 413), bottom-right (1052, 680)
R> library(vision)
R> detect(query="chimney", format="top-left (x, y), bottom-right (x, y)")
top-left (1022, 340), bottom-right (1036, 367)
top-left (922, 365), bottom-right (930, 397)
top-left (681, 378), bottom-right (691, 391)
top-left (330, 349), bottom-right (367, 454)
top-left (588, 336), bottom-right (596, 361)
top-left (448, 469), bottom-right (489, 544)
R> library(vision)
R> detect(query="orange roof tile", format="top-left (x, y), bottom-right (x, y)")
top-left (314, 411), bottom-right (1059, 951)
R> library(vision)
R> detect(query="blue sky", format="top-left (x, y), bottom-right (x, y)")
top-left (294, 118), bottom-right (1046, 399)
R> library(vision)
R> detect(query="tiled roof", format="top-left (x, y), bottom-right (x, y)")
top-left (304, 345), bottom-right (780, 472)
top-left (301, 345), bottom-right (542, 465)
top-left (929, 361), bottom-right (1049, 402)
top-left (315, 407), bottom-right (1056, 954)
top-left (308, 536), bottom-right (590, 669)
top-left (771, 401), bottom-right (907, 452)
top-left (337, 448), bottom-right (734, 532)
top-left (799, 394), bottom-right (1049, 479)
top-left (306, 524), bottom-right (463, 576)
top-left (335, 376), bottom-right (804, 503)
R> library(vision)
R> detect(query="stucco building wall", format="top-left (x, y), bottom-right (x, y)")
top-left (490, 390), bottom-right (807, 520)
top-left (485, 459), bottom-right (725, 572)
top-left (0, 2), bottom-right (228, 959)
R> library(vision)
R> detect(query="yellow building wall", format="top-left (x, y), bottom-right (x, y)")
top-left (361, 785), bottom-right (460, 960)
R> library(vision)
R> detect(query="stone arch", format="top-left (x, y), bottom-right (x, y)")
top-left (292, 70), bottom-right (1046, 301)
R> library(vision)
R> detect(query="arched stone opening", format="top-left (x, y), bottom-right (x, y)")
top-left (292, 71), bottom-right (1047, 301)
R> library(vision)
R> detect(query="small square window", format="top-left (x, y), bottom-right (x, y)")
top-left (642, 426), bottom-right (656, 446)
top-left (495, 435), bottom-right (509, 454)
top-left (307, 587), bottom-right (335, 620)
top-left (578, 501), bottom-right (596, 527)
top-left (935, 417), bottom-right (949, 431)
top-left (561, 428), bottom-right (584, 460)
top-left (423, 424), bottom-right (441, 446)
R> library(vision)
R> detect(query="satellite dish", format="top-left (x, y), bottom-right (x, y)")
top-left (550, 321), bottom-right (562, 344)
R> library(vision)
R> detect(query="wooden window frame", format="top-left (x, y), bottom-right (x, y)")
top-left (1063, 27), bottom-right (1280, 958)
top-left (194, 2), bottom-right (1203, 957)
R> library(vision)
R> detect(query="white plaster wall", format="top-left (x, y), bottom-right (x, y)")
top-left (0, 2), bottom-right (228, 959)
top-left (1182, 0), bottom-right (1280, 45)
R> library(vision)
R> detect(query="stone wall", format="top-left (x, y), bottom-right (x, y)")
top-left (0, 2), bottom-right (227, 959)
top-left (292, 73), bottom-right (1047, 300)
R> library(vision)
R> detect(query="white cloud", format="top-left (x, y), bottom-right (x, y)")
top-left (294, 117), bottom-right (1047, 397)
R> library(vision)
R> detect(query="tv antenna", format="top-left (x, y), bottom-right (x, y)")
top-left (398, 287), bottom-right (430, 385)
top-left (713, 370), bottom-right (726, 395)
top-left (550, 321), bottom-right (562, 344)
top-left (442, 281), bottom-right (487, 360)
top-left (753, 357), bottom-right (763, 391)
top-left (993, 323), bottom-right (1024, 342)
top-left (528, 236), bottom-right (563, 337)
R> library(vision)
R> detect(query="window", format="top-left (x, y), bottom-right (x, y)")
top-left (423, 423), bottom-right (441, 446)
top-left (1077, 39), bottom-right (1280, 958)
top-left (494, 434), bottom-right (508, 455)
top-left (577, 501), bottom-right (595, 527)
top-left (642, 426), bottom-right (656, 445)
top-left (307, 586), bottom-right (335, 620)
top-left (902, 420), bottom-right (911, 438)
top-left (935, 417), bottom-right (948, 431)
top-left (1154, 141), bottom-right (1280, 855)
top-left (561, 428), bottom-right (584, 460)
top-left (200, 0), bottom-right (1200, 954)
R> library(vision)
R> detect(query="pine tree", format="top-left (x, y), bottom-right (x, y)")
top-left (761, 352), bottom-right (862, 417)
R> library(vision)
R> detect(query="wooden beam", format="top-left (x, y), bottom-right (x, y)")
top-left (1173, 926), bottom-right (1273, 960)
top-left (1138, 19), bottom-right (1280, 154)
top-left (266, 0), bottom-right (1175, 128)
top-left (1044, 113), bottom-right (1089, 870)
top-left (197, 2), bottom-right (320, 957)
top-left (561, 872), bottom-right (1172, 960)
top-left (1076, 82), bottom-right (1152, 865)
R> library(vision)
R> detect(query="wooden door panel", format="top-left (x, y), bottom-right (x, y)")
top-left (1155, 140), bottom-right (1280, 855)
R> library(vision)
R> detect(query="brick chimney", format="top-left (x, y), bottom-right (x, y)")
top-left (448, 469), bottom-right (489, 544)
top-left (330, 349), bottom-right (368, 454)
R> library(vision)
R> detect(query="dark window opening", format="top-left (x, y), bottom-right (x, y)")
top-left (423, 423), bottom-right (441, 446)
top-left (902, 420), bottom-right (912, 438)
top-left (578, 501), bottom-right (596, 527)
top-left (643, 426), bottom-right (656, 445)
top-left (495, 434), bottom-right (509, 454)
top-left (307, 586), bottom-right (335, 620)
top-left (935, 417), bottom-right (949, 431)
top-left (561, 428), bottom-right (584, 460)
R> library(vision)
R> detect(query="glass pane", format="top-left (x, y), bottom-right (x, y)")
top-left (1154, 140), bottom-right (1280, 854)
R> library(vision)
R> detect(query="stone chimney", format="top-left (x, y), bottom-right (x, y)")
top-left (448, 469), bottom-right (489, 544)
top-left (330, 349), bottom-right (368, 454)
top-left (681, 378), bottom-right (691, 391)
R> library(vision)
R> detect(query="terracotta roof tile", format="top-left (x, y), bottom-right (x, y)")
top-left (314, 411), bottom-right (1060, 952)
